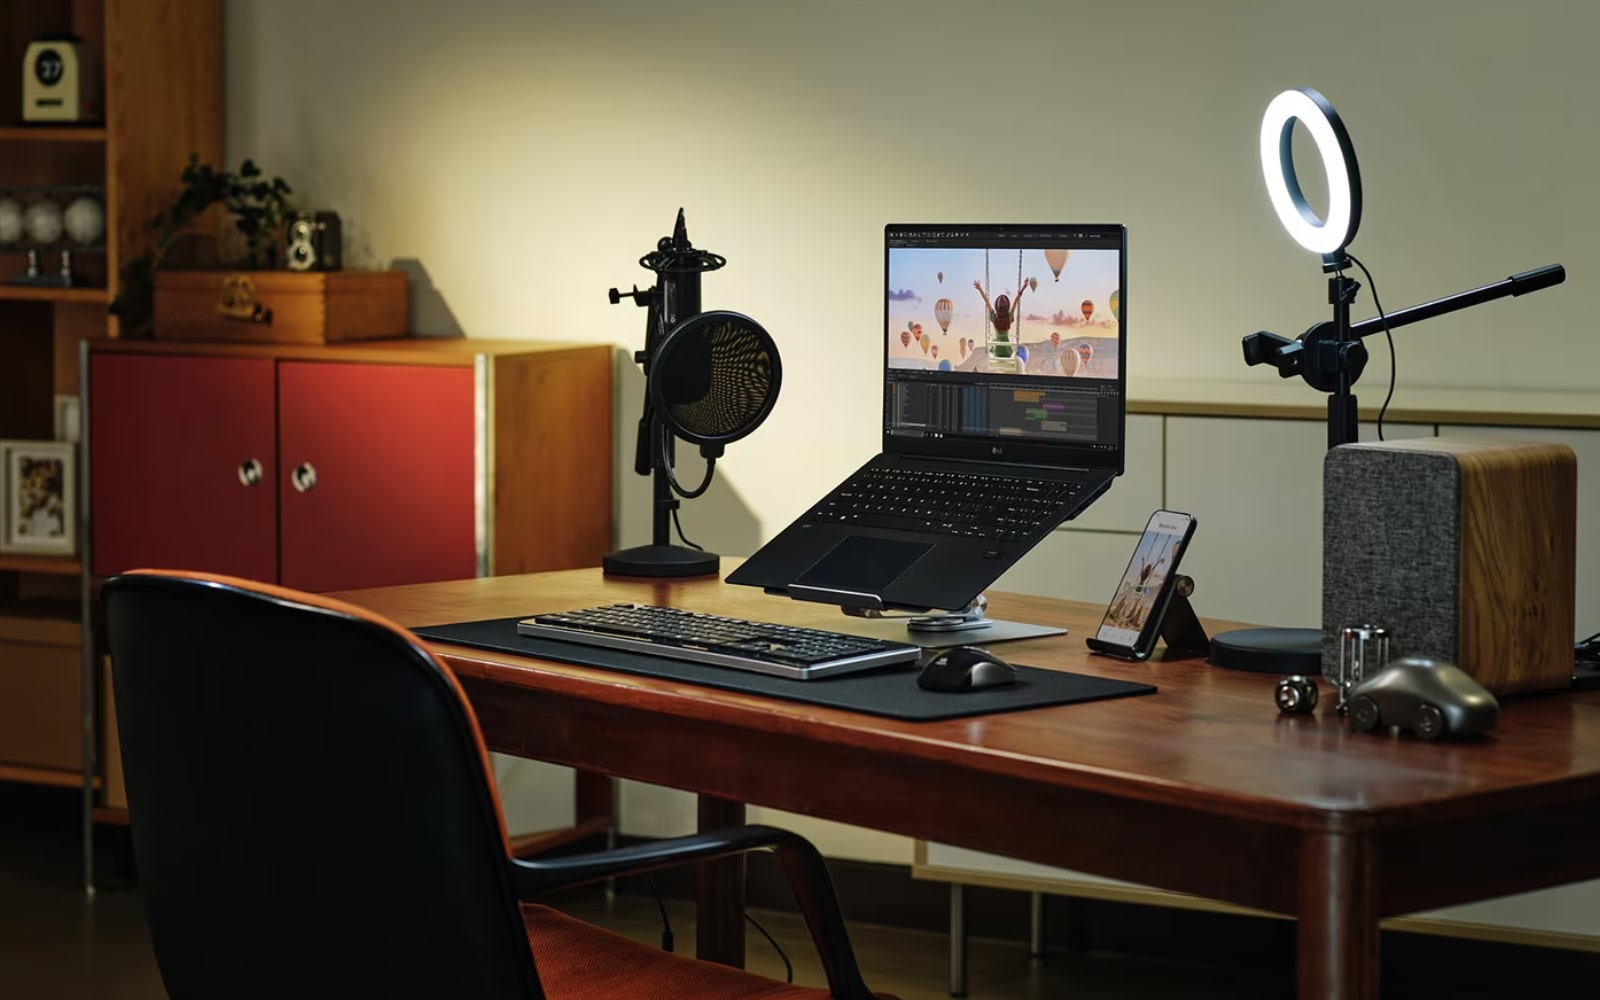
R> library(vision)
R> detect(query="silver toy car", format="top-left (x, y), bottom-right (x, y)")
top-left (1347, 657), bottom-right (1500, 740)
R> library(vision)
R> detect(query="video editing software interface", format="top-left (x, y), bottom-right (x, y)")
top-left (884, 226), bottom-right (1123, 452)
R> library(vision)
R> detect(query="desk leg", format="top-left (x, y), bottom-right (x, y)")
top-left (1297, 829), bottom-right (1379, 1000)
top-left (696, 794), bottom-right (746, 968)
top-left (949, 883), bottom-right (968, 997)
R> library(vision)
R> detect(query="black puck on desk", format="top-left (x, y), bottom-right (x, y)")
top-left (1209, 627), bottom-right (1323, 674)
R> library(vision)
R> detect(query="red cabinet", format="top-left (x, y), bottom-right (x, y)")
top-left (91, 354), bottom-right (279, 581)
top-left (90, 340), bottom-right (613, 592)
top-left (277, 362), bottom-right (474, 592)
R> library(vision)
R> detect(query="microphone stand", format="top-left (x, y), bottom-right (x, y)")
top-left (603, 211), bottom-right (723, 577)
top-left (1243, 262), bottom-right (1566, 449)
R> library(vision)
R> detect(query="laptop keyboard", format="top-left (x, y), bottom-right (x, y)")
top-left (806, 466), bottom-right (1083, 542)
top-left (517, 604), bottom-right (921, 679)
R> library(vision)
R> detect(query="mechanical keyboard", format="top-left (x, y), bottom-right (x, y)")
top-left (516, 603), bottom-right (922, 680)
top-left (806, 466), bottom-right (1084, 542)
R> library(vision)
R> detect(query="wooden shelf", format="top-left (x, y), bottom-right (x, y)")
top-left (0, 125), bottom-right (107, 143)
top-left (0, 763), bottom-right (92, 789)
top-left (0, 554), bottom-right (82, 576)
top-left (92, 805), bottom-right (128, 826)
top-left (0, 284), bottom-right (110, 304)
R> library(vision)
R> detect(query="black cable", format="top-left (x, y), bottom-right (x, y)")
top-left (1577, 629), bottom-right (1600, 660)
top-left (657, 431), bottom-right (716, 499)
top-left (671, 507), bottom-right (703, 551)
top-left (745, 911), bottom-right (792, 983)
top-left (1346, 253), bottom-right (1396, 441)
top-left (644, 873), bottom-right (674, 953)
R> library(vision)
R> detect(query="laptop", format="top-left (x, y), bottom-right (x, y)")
top-left (727, 222), bottom-right (1127, 613)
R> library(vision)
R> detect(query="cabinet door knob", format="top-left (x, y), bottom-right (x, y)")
top-left (292, 462), bottom-right (318, 494)
top-left (238, 459), bottom-right (264, 487)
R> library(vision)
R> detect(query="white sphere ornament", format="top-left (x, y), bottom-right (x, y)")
top-left (24, 199), bottom-right (64, 244)
top-left (64, 196), bottom-right (104, 245)
top-left (0, 199), bottom-right (22, 244)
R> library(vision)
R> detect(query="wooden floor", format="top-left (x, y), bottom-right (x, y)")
top-left (553, 892), bottom-right (1282, 1000)
top-left (0, 784), bottom-right (1288, 999)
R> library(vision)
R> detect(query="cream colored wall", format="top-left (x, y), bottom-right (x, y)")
top-left (226, 0), bottom-right (1599, 556)
top-left (225, 0), bottom-right (1599, 861)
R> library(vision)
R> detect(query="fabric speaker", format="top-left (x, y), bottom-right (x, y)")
top-left (1323, 438), bottom-right (1576, 696)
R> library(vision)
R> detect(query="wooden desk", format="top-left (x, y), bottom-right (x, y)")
top-left (338, 570), bottom-right (1600, 1000)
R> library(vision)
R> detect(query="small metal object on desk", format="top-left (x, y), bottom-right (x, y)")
top-left (1330, 624), bottom-right (1390, 713)
top-left (1275, 675), bottom-right (1319, 714)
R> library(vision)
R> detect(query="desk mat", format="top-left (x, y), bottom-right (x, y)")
top-left (413, 617), bottom-right (1155, 722)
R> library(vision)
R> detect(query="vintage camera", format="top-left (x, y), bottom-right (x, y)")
top-left (284, 211), bottom-right (342, 272)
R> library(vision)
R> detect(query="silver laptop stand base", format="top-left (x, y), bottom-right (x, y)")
top-left (844, 594), bottom-right (993, 632)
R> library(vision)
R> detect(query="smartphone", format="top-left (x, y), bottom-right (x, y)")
top-left (1085, 510), bottom-right (1198, 662)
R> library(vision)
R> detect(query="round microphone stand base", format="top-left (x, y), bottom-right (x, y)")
top-left (603, 544), bottom-right (720, 579)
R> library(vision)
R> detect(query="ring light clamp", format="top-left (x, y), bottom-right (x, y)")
top-left (1259, 87), bottom-right (1362, 257)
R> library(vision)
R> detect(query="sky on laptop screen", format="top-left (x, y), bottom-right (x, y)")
top-left (887, 246), bottom-right (1120, 380)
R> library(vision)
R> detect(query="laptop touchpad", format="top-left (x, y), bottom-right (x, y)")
top-left (795, 536), bottom-right (932, 593)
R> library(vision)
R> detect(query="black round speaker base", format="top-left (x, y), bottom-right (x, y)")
top-left (603, 544), bottom-right (720, 579)
top-left (1209, 627), bottom-right (1323, 674)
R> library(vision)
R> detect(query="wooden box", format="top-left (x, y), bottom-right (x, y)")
top-left (1323, 437), bottom-right (1577, 696)
top-left (153, 270), bottom-right (409, 345)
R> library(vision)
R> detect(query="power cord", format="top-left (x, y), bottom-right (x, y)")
top-left (741, 867), bottom-right (792, 982)
top-left (657, 432), bottom-right (716, 499)
top-left (643, 869), bottom-right (790, 983)
top-left (645, 873), bottom-right (674, 953)
top-left (745, 911), bottom-right (793, 983)
top-left (671, 508), bottom-right (703, 551)
top-left (1345, 253), bottom-right (1396, 441)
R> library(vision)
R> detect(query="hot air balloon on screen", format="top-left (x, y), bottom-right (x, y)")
top-left (958, 337), bottom-right (968, 358)
top-left (1110, 289), bottom-right (1121, 321)
top-left (934, 297), bottom-right (954, 333)
top-left (1017, 345), bottom-right (1029, 364)
top-left (1059, 348), bottom-right (1081, 376)
top-left (1081, 299), bottom-right (1094, 322)
top-left (1029, 277), bottom-right (1038, 292)
top-left (1076, 342), bottom-right (1094, 369)
top-left (931, 344), bottom-right (939, 360)
top-left (912, 323), bottom-right (923, 339)
top-left (937, 271), bottom-right (944, 283)
top-left (938, 359), bottom-right (952, 371)
top-left (920, 334), bottom-right (931, 354)
top-left (900, 330), bottom-right (911, 348)
top-left (1044, 249), bottom-right (1069, 280)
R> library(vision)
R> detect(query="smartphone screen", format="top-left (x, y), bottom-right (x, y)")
top-left (1094, 509), bottom-right (1196, 652)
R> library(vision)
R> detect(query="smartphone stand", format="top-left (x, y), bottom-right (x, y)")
top-left (1155, 575), bottom-right (1211, 660)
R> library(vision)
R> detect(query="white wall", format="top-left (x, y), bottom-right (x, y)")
top-left (223, 0), bottom-right (1599, 860)
top-left (226, 0), bottom-right (1599, 555)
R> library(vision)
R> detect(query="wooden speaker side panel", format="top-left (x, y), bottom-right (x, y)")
top-left (1457, 441), bottom-right (1577, 695)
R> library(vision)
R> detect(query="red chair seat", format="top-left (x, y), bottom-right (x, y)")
top-left (521, 904), bottom-right (893, 1000)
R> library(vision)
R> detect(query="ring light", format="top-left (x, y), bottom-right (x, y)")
top-left (1259, 87), bottom-right (1362, 256)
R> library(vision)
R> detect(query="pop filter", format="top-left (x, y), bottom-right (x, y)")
top-left (651, 310), bottom-right (781, 461)
top-left (603, 211), bottom-right (780, 578)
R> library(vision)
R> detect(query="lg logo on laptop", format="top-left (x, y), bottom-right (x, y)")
top-left (992, 446), bottom-right (1003, 456)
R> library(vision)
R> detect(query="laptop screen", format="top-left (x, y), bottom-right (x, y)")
top-left (883, 224), bottom-right (1125, 470)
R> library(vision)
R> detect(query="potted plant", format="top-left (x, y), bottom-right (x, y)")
top-left (110, 155), bottom-right (292, 337)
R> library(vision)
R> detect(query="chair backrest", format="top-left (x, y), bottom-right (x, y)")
top-left (104, 572), bottom-right (543, 1000)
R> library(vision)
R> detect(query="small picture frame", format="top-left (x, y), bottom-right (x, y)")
top-left (1, 439), bottom-right (77, 556)
top-left (54, 394), bottom-right (81, 443)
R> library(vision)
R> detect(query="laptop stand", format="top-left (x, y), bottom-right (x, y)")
top-left (847, 595), bottom-right (993, 633)
top-left (787, 587), bottom-right (1065, 647)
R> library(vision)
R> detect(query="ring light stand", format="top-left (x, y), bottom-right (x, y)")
top-left (1218, 87), bottom-right (1567, 672)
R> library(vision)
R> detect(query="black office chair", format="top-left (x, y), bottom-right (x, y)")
top-left (104, 570), bottom-right (885, 1000)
